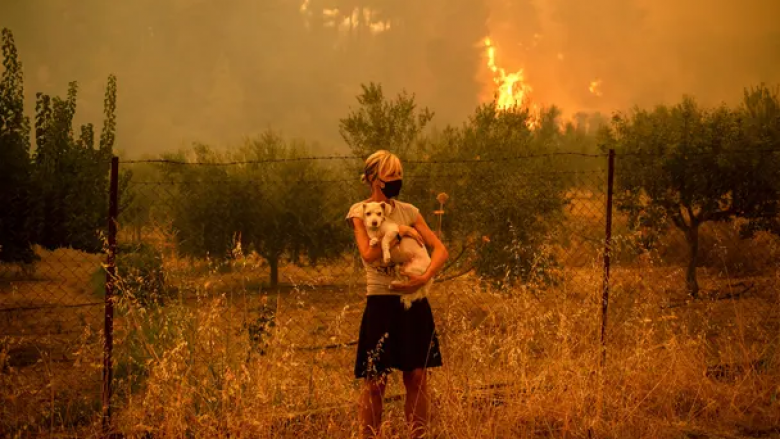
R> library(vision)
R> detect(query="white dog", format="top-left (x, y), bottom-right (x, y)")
top-left (362, 201), bottom-right (433, 309)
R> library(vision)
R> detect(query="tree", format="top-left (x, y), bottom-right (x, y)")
top-left (68, 74), bottom-right (117, 251)
top-left (415, 102), bottom-right (568, 290)
top-left (117, 158), bottom-right (159, 244)
top-left (556, 111), bottom-right (609, 173)
top-left (339, 82), bottom-right (434, 160)
top-left (601, 91), bottom-right (780, 297)
top-left (31, 75), bottom-right (117, 253)
top-left (736, 84), bottom-right (780, 237)
top-left (0, 28), bottom-right (36, 264)
top-left (161, 131), bottom-right (355, 287)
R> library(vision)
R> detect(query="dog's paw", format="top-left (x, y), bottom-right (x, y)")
top-left (369, 238), bottom-right (378, 247)
top-left (383, 252), bottom-right (392, 264)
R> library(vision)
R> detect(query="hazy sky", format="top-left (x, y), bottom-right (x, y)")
top-left (2, 0), bottom-right (779, 157)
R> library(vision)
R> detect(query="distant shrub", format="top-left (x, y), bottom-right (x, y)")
top-left (116, 243), bottom-right (169, 306)
top-left (93, 243), bottom-right (169, 306)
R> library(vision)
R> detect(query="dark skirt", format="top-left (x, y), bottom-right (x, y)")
top-left (354, 295), bottom-right (443, 380)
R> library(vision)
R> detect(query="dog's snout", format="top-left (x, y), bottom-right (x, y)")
top-left (372, 221), bottom-right (378, 226)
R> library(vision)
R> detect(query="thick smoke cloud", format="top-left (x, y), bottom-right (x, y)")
top-left (2, 0), bottom-right (778, 156)
top-left (527, 0), bottom-right (780, 114)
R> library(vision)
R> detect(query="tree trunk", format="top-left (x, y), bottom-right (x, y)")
top-left (685, 224), bottom-right (700, 298)
top-left (269, 256), bottom-right (279, 288)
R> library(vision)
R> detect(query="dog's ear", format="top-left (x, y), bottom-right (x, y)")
top-left (382, 202), bottom-right (393, 216)
top-left (362, 203), bottom-right (367, 214)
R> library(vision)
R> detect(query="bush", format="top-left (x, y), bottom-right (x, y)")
top-left (116, 243), bottom-right (168, 306)
top-left (93, 243), bottom-right (169, 306)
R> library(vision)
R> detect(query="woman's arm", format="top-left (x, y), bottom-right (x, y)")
top-left (389, 214), bottom-right (449, 292)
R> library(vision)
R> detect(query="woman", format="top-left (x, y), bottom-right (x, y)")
top-left (346, 150), bottom-right (449, 438)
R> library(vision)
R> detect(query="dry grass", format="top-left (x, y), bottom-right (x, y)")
top-left (1, 231), bottom-right (779, 438)
top-left (1, 246), bottom-right (105, 437)
top-left (104, 262), bottom-right (779, 439)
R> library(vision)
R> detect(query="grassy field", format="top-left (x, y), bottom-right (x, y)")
top-left (109, 262), bottom-right (780, 438)
top-left (1, 216), bottom-right (779, 438)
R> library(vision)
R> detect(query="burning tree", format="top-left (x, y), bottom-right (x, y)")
top-left (601, 87), bottom-right (780, 297)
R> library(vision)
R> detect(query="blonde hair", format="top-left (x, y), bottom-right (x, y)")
top-left (361, 150), bottom-right (402, 184)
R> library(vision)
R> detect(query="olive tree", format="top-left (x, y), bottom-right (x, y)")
top-left (600, 88), bottom-right (780, 297)
top-left (420, 102), bottom-right (569, 290)
top-left (161, 131), bottom-right (354, 287)
top-left (339, 82), bottom-right (434, 161)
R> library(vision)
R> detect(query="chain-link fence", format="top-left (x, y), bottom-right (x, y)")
top-left (73, 152), bottom-right (612, 433)
top-left (2, 150), bottom-right (778, 436)
top-left (0, 172), bottom-right (111, 434)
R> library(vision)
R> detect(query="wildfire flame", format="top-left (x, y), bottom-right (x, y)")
top-left (483, 37), bottom-right (539, 128)
top-left (484, 37), bottom-right (533, 110)
top-left (589, 79), bottom-right (603, 97)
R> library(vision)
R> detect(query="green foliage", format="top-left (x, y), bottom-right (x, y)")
top-left (111, 305), bottom-right (191, 399)
top-left (0, 28), bottom-right (36, 264)
top-left (31, 75), bottom-right (117, 253)
top-left (116, 160), bottom-right (158, 242)
top-left (601, 89), bottom-right (780, 296)
top-left (557, 111), bottom-right (609, 172)
top-left (339, 82), bottom-right (434, 160)
top-left (408, 103), bottom-right (568, 290)
top-left (116, 243), bottom-right (168, 306)
top-left (244, 297), bottom-right (276, 356)
top-left (736, 84), bottom-right (780, 237)
top-left (2, 27), bottom-right (122, 263)
top-left (91, 243), bottom-right (168, 306)
top-left (158, 131), bottom-right (355, 287)
top-left (99, 75), bottom-right (117, 153)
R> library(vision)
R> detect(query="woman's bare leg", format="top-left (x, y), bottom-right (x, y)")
top-left (403, 369), bottom-right (429, 438)
top-left (359, 377), bottom-right (387, 438)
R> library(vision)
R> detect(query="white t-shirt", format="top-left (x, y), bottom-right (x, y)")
top-left (346, 200), bottom-right (420, 296)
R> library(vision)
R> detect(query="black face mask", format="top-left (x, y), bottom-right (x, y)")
top-left (380, 179), bottom-right (403, 199)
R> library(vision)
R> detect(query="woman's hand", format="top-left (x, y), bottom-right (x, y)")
top-left (398, 225), bottom-right (425, 248)
top-left (389, 269), bottom-right (430, 293)
top-left (388, 214), bottom-right (449, 292)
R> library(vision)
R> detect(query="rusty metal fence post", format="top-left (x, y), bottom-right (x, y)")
top-left (102, 156), bottom-right (119, 435)
top-left (600, 149), bottom-right (615, 367)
